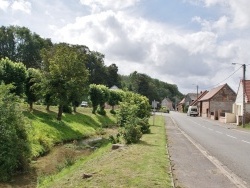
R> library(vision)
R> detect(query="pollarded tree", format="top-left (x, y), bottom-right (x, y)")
top-left (89, 84), bottom-right (110, 115)
top-left (108, 89), bottom-right (123, 112)
top-left (25, 68), bottom-right (43, 110)
top-left (41, 43), bottom-right (89, 120)
top-left (0, 58), bottom-right (27, 96)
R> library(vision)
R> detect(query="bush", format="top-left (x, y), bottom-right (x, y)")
top-left (0, 84), bottom-right (30, 181)
top-left (120, 121), bottom-right (142, 144)
top-left (62, 105), bottom-right (72, 114)
top-left (138, 118), bottom-right (151, 134)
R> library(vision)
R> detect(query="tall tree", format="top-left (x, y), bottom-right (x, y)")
top-left (107, 63), bottom-right (122, 88)
top-left (41, 43), bottom-right (89, 120)
top-left (0, 26), bottom-right (52, 69)
top-left (86, 51), bottom-right (108, 85)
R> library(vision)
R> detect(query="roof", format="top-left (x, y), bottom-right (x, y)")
top-left (199, 84), bottom-right (226, 101)
top-left (186, 93), bottom-right (197, 101)
top-left (162, 97), bottom-right (172, 103)
top-left (245, 80), bottom-right (250, 102)
top-left (190, 90), bottom-right (209, 106)
top-left (110, 85), bottom-right (119, 90)
top-left (178, 98), bottom-right (185, 105)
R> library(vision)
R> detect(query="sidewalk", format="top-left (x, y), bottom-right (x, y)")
top-left (165, 116), bottom-right (237, 188)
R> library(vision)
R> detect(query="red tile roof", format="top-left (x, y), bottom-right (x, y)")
top-left (199, 84), bottom-right (227, 101)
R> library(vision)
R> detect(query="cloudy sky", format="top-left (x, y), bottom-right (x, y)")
top-left (0, 0), bottom-right (249, 94)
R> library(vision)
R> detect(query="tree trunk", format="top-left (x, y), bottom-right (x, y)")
top-left (73, 105), bottom-right (77, 113)
top-left (57, 105), bottom-right (63, 121)
top-left (46, 104), bottom-right (50, 111)
top-left (29, 102), bottom-right (33, 111)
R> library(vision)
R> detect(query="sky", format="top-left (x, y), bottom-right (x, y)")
top-left (0, 0), bottom-right (250, 94)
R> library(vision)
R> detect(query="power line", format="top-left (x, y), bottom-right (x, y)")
top-left (200, 66), bottom-right (242, 91)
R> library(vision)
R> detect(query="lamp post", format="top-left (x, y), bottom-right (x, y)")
top-left (232, 63), bottom-right (246, 127)
top-left (193, 84), bottom-right (199, 100)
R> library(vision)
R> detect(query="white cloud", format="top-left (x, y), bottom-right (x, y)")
top-left (79, 0), bottom-right (140, 13)
top-left (11, 0), bottom-right (31, 14)
top-left (0, 0), bottom-right (10, 11)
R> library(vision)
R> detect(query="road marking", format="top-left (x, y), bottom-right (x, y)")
top-left (226, 134), bottom-right (237, 139)
top-left (242, 140), bottom-right (250, 144)
top-left (170, 117), bottom-right (248, 188)
top-left (208, 128), bottom-right (213, 131)
top-left (216, 131), bottom-right (223, 134)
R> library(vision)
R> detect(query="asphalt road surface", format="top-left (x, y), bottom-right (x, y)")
top-left (164, 111), bottom-right (250, 188)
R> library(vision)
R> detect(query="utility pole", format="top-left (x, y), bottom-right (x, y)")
top-left (242, 64), bottom-right (246, 127)
top-left (196, 85), bottom-right (199, 100)
top-left (232, 63), bottom-right (246, 127)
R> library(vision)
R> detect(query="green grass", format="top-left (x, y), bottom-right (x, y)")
top-left (38, 114), bottom-right (172, 188)
top-left (23, 105), bottom-right (117, 158)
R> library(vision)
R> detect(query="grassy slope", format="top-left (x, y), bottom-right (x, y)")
top-left (38, 115), bottom-right (172, 188)
top-left (23, 105), bottom-right (117, 158)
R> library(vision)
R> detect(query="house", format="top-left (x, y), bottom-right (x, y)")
top-left (177, 98), bottom-right (185, 112)
top-left (232, 80), bottom-right (250, 125)
top-left (161, 98), bottom-right (173, 111)
top-left (199, 84), bottom-right (236, 120)
top-left (177, 93), bottom-right (197, 112)
top-left (190, 90), bottom-right (209, 116)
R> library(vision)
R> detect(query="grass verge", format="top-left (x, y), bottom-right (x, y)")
top-left (38, 114), bottom-right (172, 188)
top-left (23, 105), bottom-right (117, 158)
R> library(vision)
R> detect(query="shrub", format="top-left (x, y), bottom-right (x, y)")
top-left (138, 118), bottom-right (151, 134)
top-left (0, 84), bottom-right (30, 181)
top-left (62, 105), bottom-right (72, 114)
top-left (120, 121), bottom-right (142, 144)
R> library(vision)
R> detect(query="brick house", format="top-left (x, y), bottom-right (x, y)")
top-left (232, 80), bottom-right (250, 125)
top-left (199, 84), bottom-right (236, 119)
top-left (190, 91), bottom-right (209, 116)
top-left (161, 97), bottom-right (173, 110)
top-left (177, 93), bottom-right (197, 112)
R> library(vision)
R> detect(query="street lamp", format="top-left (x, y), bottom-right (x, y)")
top-left (193, 84), bottom-right (199, 100)
top-left (232, 63), bottom-right (246, 127)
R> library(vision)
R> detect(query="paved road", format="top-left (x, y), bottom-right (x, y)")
top-left (164, 111), bottom-right (250, 188)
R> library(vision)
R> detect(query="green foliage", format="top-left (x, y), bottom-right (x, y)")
top-left (62, 105), bottom-right (72, 114)
top-left (109, 133), bottom-right (121, 144)
top-left (108, 89), bottom-right (123, 110)
top-left (25, 68), bottom-right (43, 109)
top-left (89, 84), bottom-right (109, 115)
top-left (0, 84), bottom-right (30, 181)
top-left (0, 25), bottom-right (53, 69)
top-left (120, 120), bottom-right (142, 144)
top-left (41, 43), bottom-right (89, 120)
top-left (0, 57), bottom-right (27, 96)
top-left (138, 118), bottom-right (151, 134)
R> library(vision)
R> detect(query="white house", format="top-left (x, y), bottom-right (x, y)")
top-left (232, 80), bottom-right (250, 125)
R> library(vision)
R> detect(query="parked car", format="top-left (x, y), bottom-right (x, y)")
top-left (187, 106), bottom-right (198, 116)
top-left (80, 101), bottom-right (88, 107)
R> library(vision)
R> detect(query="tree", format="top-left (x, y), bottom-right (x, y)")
top-left (41, 43), bottom-right (89, 120)
top-left (0, 26), bottom-right (52, 69)
top-left (108, 89), bottom-right (123, 112)
top-left (25, 68), bottom-right (42, 110)
top-left (89, 84), bottom-right (110, 115)
top-left (107, 64), bottom-right (122, 88)
top-left (0, 58), bottom-right (27, 96)
top-left (86, 51), bottom-right (108, 85)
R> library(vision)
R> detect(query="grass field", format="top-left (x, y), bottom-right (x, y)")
top-left (38, 114), bottom-right (172, 188)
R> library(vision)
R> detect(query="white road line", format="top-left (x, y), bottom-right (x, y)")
top-left (208, 128), bottom-right (213, 131)
top-left (226, 134), bottom-right (237, 139)
top-left (242, 140), bottom-right (250, 144)
top-left (216, 131), bottom-right (223, 134)
top-left (170, 117), bottom-right (247, 188)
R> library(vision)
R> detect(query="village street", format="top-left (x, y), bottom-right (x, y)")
top-left (165, 111), bottom-right (250, 188)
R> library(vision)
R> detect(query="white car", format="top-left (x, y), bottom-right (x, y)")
top-left (80, 101), bottom-right (88, 107)
top-left (187, 106), bottom-right (198, 116)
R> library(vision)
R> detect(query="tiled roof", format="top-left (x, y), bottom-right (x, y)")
top-left (187, 93), bottom-right (197, 101)
top-left (199, 84), bottom-right (226, 101)
top-left (179, 98), bottom-right (185, 104)
top-left (190, 90), bottom-right (209, 106)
